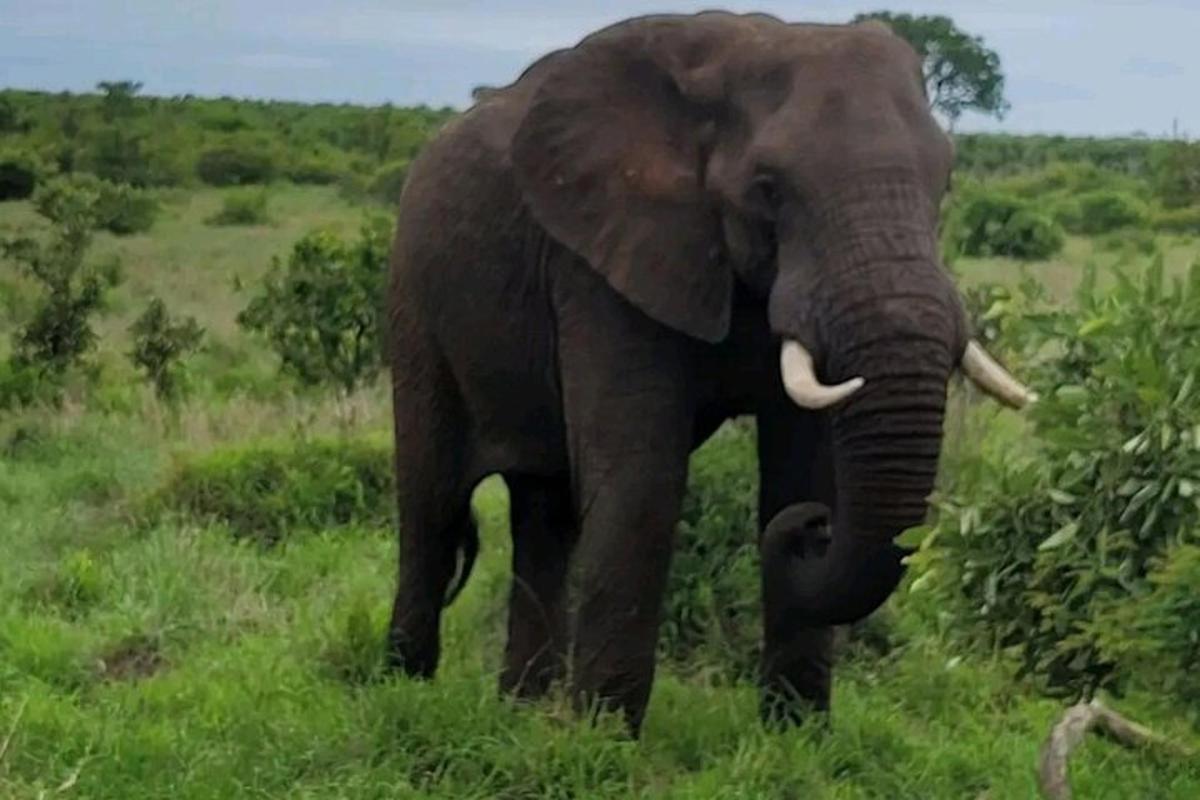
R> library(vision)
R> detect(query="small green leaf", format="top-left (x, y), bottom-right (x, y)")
top-left (1047, 489), bottom-right (1078, 505)
top-left (1117, 478), bottom-right (1142, 497)
top-left (1039, 521), bottom-right (1079, 551)
top-left (1077, 316), bottom-right (1112, 337)
top-left (896, 524), bottom-right (933, 550)
top-left (1055, 385), bottom-right (1088, 403)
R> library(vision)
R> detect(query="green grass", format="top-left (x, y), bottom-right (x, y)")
top-left (2, 186), bottom-right (1198, 798)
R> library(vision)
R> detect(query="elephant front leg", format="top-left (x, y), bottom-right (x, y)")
top-left (756, 404), bottom-right (838, 726)
top-left (568, 451), bottom-right (689, 734)
top-left (553, 269), bottom-right (696, 735)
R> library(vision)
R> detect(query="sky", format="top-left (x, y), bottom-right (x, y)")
top-left (0, 0), bottom-right (1196, 137)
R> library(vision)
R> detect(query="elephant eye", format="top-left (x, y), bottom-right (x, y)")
top-left (747, 171), bottom-right (783, 219)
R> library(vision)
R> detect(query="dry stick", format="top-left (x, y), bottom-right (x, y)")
top-left (1037, 698), bottom-right (1196, 800)
top-left (0, 696), bottom-right (29, 767)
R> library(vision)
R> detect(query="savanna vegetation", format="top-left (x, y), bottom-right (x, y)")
top-left (3, 14), bottom-right (1200, 797)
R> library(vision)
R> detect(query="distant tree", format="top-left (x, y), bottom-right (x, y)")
top-left (96, 80), bottom-right (143, 121)
top-left (0, 95), bottom-right (26, 133)
top-left (853, 12), bottom-right (1009, 127)
top-left (1152, 141), bottom-right (1200, 209)
top-left (128, 298), bottom-right (205, 400)
top-left (3, 177), bottom-right (122, 380)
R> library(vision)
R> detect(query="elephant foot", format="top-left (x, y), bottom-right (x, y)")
top-left (759, 623), bottom-right (835, 730)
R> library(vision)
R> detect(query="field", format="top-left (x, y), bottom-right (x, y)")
top-left (2, 176), bottom-right (1199, 799)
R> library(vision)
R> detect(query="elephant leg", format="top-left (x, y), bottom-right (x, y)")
top-left (386, 358), bottom-right (475, 679)
top-left (501, 472), bottom-right (577, 699)
top-left (756, 404), bottom-right (838, 726)
top-left (553, 268), bottom-right (695, 735)
top-left (568, 443), bottom-right (690, 735)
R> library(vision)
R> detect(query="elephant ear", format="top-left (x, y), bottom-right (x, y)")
top-left (512, 28), bottom-right (730, 343)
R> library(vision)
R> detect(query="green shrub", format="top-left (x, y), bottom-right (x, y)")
top-left (195, 141), bottom-right (277, 186)
top-left (94, 182), bottom-right (160, 235)
top-left (661, 422), bottom-right (761, 681)
top-left (0, 147), bottom-right (48, 201)
top-left (1070, 190), bottom-right (1148, 235)
top-left (146, 436), bottom-right (394, 543)
top-left (1096, 545), bottom-right (1200, 719)
top-left (909, 257), bottom-right (1200, 700)
top-left (206, 189), bottom-right (270, 226)
top-left (944, 191), bottom-right (1065, 260)
top-left (998, 161), bottom-right (1146, 200)
top-left (1150, 205), bottom-right (1200, 235)
top-left (284, 149), bottom-right (347, 185)
top-left (1151, 140), bottom-right (1200, 209)
top-left (127, 297), bottom-right (205, 400)
top-left (1094, 227), bottom-right (1158, 257)
top-left (238, 218), bottom-right (389, 394)
top-left (31, 173), bottom-right (159, 235)
top-left (0, 359), bottom-right (62, 409)
top-left (366, 159), bottom-right (409, 205)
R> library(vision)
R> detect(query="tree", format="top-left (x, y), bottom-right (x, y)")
top-left (2, 177), bottom-right (122, 382)
top-left (1152, 140), bottom-right (1200, 209)
top-left (237, 218), bottom-right (390, 396)
top-left (96, 80), bottom-right (143, 121)
top-left (128, 298), bottom-right (205, 400)
top-left (853, 12), bottom-right (1009, 127)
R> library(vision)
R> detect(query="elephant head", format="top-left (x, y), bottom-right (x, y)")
top-left (510, 12), bottom-right (1033, 626)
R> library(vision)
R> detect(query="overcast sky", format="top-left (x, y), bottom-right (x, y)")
top-left (1, 1), bottom-right (1196, 137)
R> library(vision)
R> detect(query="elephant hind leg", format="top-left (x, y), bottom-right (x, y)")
top-left (501, 472), bottom-right (577, 699)
top-left (386, 354), bottom-right (477, 679)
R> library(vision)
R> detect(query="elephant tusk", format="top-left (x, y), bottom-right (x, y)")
top-left (780, 339), bottom-right (865, 409)
top-left (961, 339), bottom-right (1038, 409)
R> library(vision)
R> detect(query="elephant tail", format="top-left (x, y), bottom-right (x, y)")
top-left (442, 512), bottom-right (480, 607)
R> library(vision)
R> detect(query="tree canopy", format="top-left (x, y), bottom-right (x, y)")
top-left (854, 11), bottom-right (1009, 127)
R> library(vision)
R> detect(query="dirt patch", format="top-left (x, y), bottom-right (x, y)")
top-left (96, 636), bottom-right (166, 682)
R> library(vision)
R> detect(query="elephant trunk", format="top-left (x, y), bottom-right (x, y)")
top-left (764, 182), bottom-right (963, 627)
top-left (763, 338), bottom-right (951, 628)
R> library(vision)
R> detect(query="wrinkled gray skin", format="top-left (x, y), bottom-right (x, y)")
top-left (386, 11), bottom-right (968, 734)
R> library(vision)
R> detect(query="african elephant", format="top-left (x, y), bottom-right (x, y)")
top-left (384, 11), bottom-right (1032, 734)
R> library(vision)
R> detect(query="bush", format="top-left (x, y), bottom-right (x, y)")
top-left (661, 422), bottom-right (760, 680)
top-left (206, 189), bottom-right (270, 226)
top-left (944, 191), bottom-right (1065, 260)
top-left (366, 160), bottom-right (409, 205)
top-left (909, 257), bottom-right (1200, 699)
top-left (284, 149), bottom-right (348, 185)
top-left (94, 182), bottom-right (160, 235)
top-left (1096, 545), bottom-right (1200, 719)
top-left (998, 161), bottom-right (1145, 200)
top-left (32, 173), bottom-right (159, 235)
top-left (238, 218), bottom-right (390, 394)
top-left (1151, 140), bottom-right (1200, 209)
top-left (146, 436), bottom-right (394, 543)
top-left (0, 148), bottom-right (47, 201)
top-left (1094, 227), bottom-right (1158, 257)
top-left (195, 141), bottom-right (277, 186)
top-left (1069, 190), bottom-right (1148, 235)
top-left (1150, 205), bottom-right (1200, 235)
top-left (127, 297), bottom-right (205, 400)
top-left (0, 359), bottom-right (62, 410)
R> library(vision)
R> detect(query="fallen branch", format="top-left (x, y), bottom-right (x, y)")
top-left (1037, 698), bottom-right (1195, 799)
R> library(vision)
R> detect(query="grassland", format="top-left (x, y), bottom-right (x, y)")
top-left (2, 185), bottom-right (1199, 798)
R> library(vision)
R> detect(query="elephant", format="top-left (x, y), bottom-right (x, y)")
top-left (384, 11), bottom-right (1033, 735)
